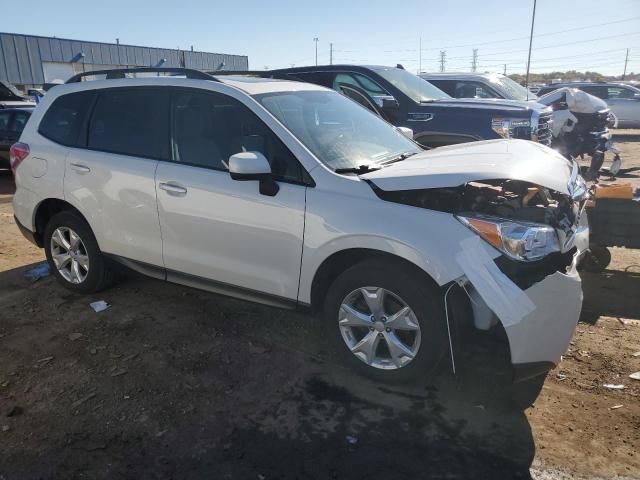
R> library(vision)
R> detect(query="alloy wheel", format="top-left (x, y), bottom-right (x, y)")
top-left (50, 227), bottom-right (90, 284)
top-left (338, 287), bottom-right (421, 370)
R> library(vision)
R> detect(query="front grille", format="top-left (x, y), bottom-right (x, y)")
top-left (534, 112), bottom-right (553, 146)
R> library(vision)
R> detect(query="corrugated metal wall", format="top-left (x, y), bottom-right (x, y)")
top-left (0, 32), bottom-right (249, 85)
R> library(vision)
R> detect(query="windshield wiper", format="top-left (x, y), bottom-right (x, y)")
top-left (381, 151), bottom-right (418, 165)
top-left (334, 164), bottom-right (382, 175)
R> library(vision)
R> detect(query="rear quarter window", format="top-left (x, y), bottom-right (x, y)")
top-left (38, 91), bottom-right (94, 146)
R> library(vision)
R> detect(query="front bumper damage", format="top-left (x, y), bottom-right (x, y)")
top-left (454, 234), bottom-right (585, 382)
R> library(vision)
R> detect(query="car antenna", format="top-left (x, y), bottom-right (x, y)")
top-left (396, 64), bottom-right (405, 70)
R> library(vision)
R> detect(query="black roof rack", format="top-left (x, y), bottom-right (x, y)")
top-left (204, 70), bottom-right (267, 77)
top-left (66, 67), bottom-right (219, 84)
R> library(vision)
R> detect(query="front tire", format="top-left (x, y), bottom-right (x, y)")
top-left (44, 211), bottom-right (113, 293)
top-left (324, 259), bottom-right (447, 383)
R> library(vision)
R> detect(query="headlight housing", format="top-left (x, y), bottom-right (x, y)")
top-left (457, 215), bottom-right (560, 262)
top-left (491, 117), bottom-right (531, 139)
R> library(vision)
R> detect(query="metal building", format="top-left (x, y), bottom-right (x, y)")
top-left (0, 32), bottom-right (249, 89)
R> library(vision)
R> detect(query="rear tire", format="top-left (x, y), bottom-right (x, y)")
top-left (44, 211), bottom-right (113, 293)
top-left (324, 258), bottom-right (447, 383)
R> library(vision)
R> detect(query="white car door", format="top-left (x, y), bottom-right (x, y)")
top-left (155, 88), bottom-right (308, 302)
top-left (65, 87), bottom-right (168, 267)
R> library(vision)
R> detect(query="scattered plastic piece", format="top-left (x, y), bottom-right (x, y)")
top-left (603, 384), bottom-right (625, 390)
top-left (24, 263), bottom-right (49, 281)
top-left (90, 301), bottom-right (109, 313)
top-left (632, 352), bottom-right (640, 357)
top-left (629, 372), bottom-right (640, 381)
top-left (345, 435), bottom-right (358, 445)
top-left (610, 405), bottom-right (623, 410)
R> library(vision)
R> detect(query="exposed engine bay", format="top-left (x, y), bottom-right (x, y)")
top-left (371, 177), bottom-right (587, 284)
top-left (373, 179), bottom-right (579, 238)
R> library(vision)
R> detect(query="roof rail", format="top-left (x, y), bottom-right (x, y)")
top-left (204, 70), bottom-right (266, 77)
top-left (66, 67), bottom-right (219, 83)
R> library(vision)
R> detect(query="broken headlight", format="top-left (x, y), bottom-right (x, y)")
top-left (457, 215), bottom-right (560, 262)
top-left (491, 118), bottom-right (531, 139)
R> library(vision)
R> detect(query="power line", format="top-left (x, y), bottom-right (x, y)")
top-left (382, 16), bottom-right (640, 53)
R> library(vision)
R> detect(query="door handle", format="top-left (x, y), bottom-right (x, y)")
top-left (70, 163), bottom-right (91, 173)
top-left (159, 182), bottom-right (188, 196)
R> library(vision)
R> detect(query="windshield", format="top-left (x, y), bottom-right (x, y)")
top-left (374, 67), bottom-right (451, 102)
top-left (492, 75), bottom-right (537, 101)
top-left (256, 90), bottom-right (420, 171)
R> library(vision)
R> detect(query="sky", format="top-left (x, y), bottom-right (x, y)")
top-left (3, 0), bottom-right (640, 76)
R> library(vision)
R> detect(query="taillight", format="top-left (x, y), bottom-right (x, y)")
top-left (9, 142), bottom-right (29, 175)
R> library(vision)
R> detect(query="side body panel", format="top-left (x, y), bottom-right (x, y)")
top-left (64, 148), bottom-right (163, 266)
top-left (155, 162), bottom-right (306, 299)
top-left (297, 174), bottom-right (481, 304)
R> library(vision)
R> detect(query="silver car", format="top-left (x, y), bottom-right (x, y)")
top-left (537, 82), bottom-right (640, 129)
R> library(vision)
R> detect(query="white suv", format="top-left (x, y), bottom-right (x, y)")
top-left (12, 68), bottom-right (589, 383)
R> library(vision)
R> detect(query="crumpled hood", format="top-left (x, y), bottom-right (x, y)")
top-left (362, 139), bottom-right (573, 194)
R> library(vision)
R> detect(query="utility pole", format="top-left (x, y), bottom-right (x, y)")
top-left (471, 49), bottom-right (478, 72)
top-left (524, 0), bottom-right (537, 100)
top-left (504, 63), bottom-right (507, 75)
top-left (330, 43), bottom-right (333, 65)
top-left (313, 37), bottom-right (319, 66)
top-left (623, 48), bottom-right (629, 79)
top-left (439, 50), bottom-right (446, 72)
top-left (418, 37), bottom-right (422, 74)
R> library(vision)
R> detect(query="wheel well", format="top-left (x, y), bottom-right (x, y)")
top-left (33, 199), bottom-right (86, 247)
top-left (310, 248), bottom-right (435, 312)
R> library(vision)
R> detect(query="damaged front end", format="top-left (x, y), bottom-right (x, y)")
top-left (366, 151), bottom-right (589, 382)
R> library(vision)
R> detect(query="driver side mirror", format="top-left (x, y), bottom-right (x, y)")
top-left (228, 151), bottom-right (279, 196)
top-left (381, 96), bottom-right (399, 110)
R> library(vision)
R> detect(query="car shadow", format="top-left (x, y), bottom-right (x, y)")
top-left (580, 268), bottom-right (640, 324)
top-left (0, 265), bottom-right (537, 479)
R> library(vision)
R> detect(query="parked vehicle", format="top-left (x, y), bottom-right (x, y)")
top-left (13, 67), bottom-right (588, 384)
top-left (420, 73), bottom-right (617, 176)
top-left (254, 65), bottom-right (553, 149)
top-left (0, 107), bottom-right (33, 169)
top-left (0, 80), bottom-right (37, 109)
top-left (537, 88), bottom-right (618, 179)
top-left (420, 72), bottom-right (538, 102)
top-left (537, 82), bottom-right (640, 129)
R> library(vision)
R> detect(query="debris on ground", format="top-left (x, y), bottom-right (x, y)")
top-left (24, 262), bottom-right (49, 281)
top-left (89, 301), bottom-right (109, 313)
top-left (71, 393), bottom-right (96, 409)
top-left (610, 405), bottom-right (624, 410)
top-left (68, 333), bottom-right (83, 341)
top-left (110, 369), bottom-right (128, 377)
top-left (2, 425), bottom-right (9, 432)
top-left (629, 372), bottom-right (640, 381)
top-left (602, 384), bottom-right (625, 390)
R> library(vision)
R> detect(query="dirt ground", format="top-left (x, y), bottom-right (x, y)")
top-left (0, 133), bottom-right (639, 480)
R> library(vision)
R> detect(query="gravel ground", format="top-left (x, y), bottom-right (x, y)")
top-left (0, 133), bottom-right (638, 479)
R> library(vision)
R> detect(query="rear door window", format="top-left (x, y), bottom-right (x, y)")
top-left (39, 91), bottom-right (94, 146)
top-left (88, 87), bottom-right (169, 159)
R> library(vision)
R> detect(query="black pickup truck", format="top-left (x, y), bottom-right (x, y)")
top-left (259, 65), bottom-right (553, 149)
